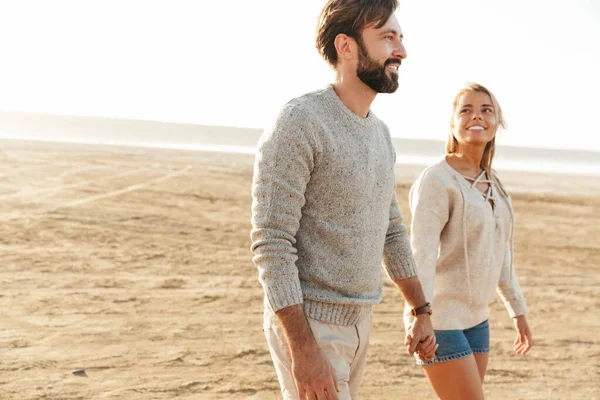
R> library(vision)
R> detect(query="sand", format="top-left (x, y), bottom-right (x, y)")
top-left (0, 139), bottom-right (598, 399)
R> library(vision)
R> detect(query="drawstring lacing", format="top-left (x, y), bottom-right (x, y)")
top-left (460, 170), bottom-right (515, 286)
top-left (463, 171), bottom-right (496, 206)
top-left (455, 170), bottom-right (505, 304)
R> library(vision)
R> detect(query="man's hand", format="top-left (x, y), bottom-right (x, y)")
top-left (276, 305), bottom-right (340, 399)
top-left (393, 277), bottom-right (438, 362)
top-left (404, 314), bottom-right (437, 362)
top-left (291, 343), bottom-right (339, 400)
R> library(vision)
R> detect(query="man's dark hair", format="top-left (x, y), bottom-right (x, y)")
top-left (316, 0), bottom-right (398, 67)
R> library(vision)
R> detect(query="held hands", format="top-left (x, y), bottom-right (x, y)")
top-left (405, 314), bottom-right (438, 362)
top-left (513, 314), bottom-right (533, 355)
top-left (291, 342), bottom-right (340, 400)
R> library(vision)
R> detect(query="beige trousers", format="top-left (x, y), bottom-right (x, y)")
top-left (263, 307), bottom-right (372, 400)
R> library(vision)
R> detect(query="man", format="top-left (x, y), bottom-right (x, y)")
top-left (251, 1), bottom-right (436, 398)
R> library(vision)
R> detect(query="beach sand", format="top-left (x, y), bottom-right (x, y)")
top-left (0, 139), bottom-right (598, 399)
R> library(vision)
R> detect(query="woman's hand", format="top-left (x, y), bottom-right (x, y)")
top-left (513, 315), bottom-right (533, 355)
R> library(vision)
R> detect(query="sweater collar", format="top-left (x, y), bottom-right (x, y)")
top-left (323, 85), bottom-right (378, 127)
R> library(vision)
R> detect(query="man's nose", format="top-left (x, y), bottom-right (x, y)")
top-left (393, 42), bottom-right (407, 60)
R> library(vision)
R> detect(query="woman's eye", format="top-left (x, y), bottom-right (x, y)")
top-left (460, 109), bottom-right (469, 114)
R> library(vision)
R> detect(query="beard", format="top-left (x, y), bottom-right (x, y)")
top-left (356, 40), bottom-right (401, 94)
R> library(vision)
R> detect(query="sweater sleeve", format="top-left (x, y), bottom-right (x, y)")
top-left (407, 169), bottom-right (450, 303)
top-left (250, 105), bottom-right (320, 312)
top-left (382, 187), bottom-right (418, 281)
top-left (496, 244), bottom-right (529, 317)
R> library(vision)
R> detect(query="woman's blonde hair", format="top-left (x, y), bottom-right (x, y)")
top-left (446, 82), bottom-right (509, 197)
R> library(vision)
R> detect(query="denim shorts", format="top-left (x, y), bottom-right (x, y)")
top-left (416, 319), bottom-right (490, 365)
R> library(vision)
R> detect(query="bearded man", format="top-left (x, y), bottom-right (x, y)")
top-left (250, 1), bottom-right (437, 399)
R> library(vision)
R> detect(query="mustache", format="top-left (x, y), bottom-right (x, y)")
top-left (384, 58), bottom-right (402, 67)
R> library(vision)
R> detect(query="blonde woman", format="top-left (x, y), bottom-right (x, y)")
top-left (406, 83), bottom-right (533, 399)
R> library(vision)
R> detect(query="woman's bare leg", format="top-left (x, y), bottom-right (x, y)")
top-left (473, 353), bottom-right (489, 383)
top-left (423, 355), bottom-right (484, 400)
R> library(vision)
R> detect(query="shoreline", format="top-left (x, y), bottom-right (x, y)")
top-left (2, 136), bottom-right (600, 179)
top-left (3, 138), bottom-right (599, 199)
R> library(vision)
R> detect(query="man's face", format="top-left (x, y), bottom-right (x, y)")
top-left (356, 15), bottom-right (406, 93)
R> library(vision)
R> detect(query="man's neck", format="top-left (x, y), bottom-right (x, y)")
top-left (331, 74), bottom-right (377, 118)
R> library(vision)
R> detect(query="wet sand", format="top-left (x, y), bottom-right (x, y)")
top-left (0, 139), bottom-right (598, 399)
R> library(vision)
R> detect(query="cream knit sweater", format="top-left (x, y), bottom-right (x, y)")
top-left (251, 86), bottom-right (417, 326)
top-left (404, 159), bottom-right (529, 330)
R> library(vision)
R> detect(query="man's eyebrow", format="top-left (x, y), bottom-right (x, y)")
top-left (379, 29), bottom-right (403, 39)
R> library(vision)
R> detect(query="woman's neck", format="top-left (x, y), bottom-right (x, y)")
top-left (448, 145), bottom-right (486, 174)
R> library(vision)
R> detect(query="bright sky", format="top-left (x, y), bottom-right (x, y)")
top-left (1, 1), bottom-right (599, 151)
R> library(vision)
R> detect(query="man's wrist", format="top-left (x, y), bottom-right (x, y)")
top-left (290, 340), bottom-right (320, 359)
top-left (414, 312), bottom-right (431, 320)
top-left (275, 304), bottom-right (319, 356)
top-left (410, 302), bottom-right (432, 317)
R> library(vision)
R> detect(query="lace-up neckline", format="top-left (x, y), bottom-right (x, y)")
top-left (463, 170), bottom-right (495, 205)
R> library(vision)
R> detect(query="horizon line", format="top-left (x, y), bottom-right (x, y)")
top-left (1, 108), bottom-right (599, 155)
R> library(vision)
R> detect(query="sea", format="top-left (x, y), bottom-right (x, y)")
top-left (1, 111), bottom-right (599, 176)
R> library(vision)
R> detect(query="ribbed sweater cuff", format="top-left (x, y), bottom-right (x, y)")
top-left (264, 278), bottom-right (304, 312)
top-left (303, 300), bottom-right (372, 326)
top-left (384, 256), bottom-right (418, 281)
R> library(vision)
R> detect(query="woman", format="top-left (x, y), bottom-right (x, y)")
top-left (406, 83), bottom-right (533, 399)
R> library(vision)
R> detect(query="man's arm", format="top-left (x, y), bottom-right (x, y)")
top-left (275, 305), bottom-right (339, 399)
top-left (394, 277), bottom-right (436, 360)
top-left (251, 106), bottom-right (338, 398)
top-left (382, 180), bottom-right (442, 361)
top-left (251, 105), bottom-right (317, 312)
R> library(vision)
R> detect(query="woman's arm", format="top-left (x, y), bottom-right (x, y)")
top-left (408, 170), bottom-right (450, 306)
top-left (497, 244), bottom-right (533, 354)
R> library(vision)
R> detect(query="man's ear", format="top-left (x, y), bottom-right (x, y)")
top-left (334, 33), bottom-right (358, 63)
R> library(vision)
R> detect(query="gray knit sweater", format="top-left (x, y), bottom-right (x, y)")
top-left (250, 86), bottom-right (417, 326)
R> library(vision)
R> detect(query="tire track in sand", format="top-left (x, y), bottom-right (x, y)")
top-left (63, 165), bottom-right (191, 208)
top-left (0, 165), bottom-right (191, 221)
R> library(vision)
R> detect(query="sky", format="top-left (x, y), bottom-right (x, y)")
top-left (0, 0), bottom-right (599, 151)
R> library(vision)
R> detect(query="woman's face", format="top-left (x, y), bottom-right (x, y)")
top-left (452, 90), bottom-right (498, 147)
